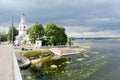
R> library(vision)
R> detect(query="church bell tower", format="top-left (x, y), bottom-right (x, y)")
top-left (18, 13), bottom-right (27, 37)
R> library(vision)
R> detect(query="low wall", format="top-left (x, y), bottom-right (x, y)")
top-left (12, 46), bottom-right (22, 80)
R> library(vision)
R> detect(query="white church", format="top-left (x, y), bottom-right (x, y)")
top-left (15, 14), bottom-right (42, 47)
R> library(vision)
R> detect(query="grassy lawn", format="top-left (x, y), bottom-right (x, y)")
top-left (16, 49), bottom-right (54, 60)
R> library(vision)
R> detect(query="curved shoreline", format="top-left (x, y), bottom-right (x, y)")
top-left (31, 55), bottom-right (53, 67)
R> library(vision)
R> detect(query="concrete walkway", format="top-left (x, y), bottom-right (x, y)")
top-left (0, 44), bottom-right (13, 80)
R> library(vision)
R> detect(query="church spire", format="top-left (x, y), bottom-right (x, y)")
top-left (21, 13), bottom-right (25, 24)
top-left (19, 13), bottom-right (27, 37)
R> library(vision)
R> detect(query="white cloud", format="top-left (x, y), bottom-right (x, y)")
top-left (65, 26), bottom-right (94, 33)
top-left (86, 17), bottom-right (111, 24)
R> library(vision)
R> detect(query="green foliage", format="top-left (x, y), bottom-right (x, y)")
top-left (0, 32), bottom-right (7, 42)
top-left (23, 40), bottom-right (27, 45)
top-left (28, 23), bottom-right (67, 45)
top-left (24, 51), bottom-right (40, 60)
top-left (45, 23), bottom-right (67, 46)
top-left (29, 23), bottom-right (44, 43)
top-left (27, 27), bottom-right (31, 34)
top-left (7, 26), bottom-right (18, 42)
top-left (24, 50), bottom-right (54, 60)
top-left (68, 38), bottom-right (72, 46)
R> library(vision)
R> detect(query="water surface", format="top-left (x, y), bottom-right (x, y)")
top-left (21, 39), bottom-right (120, 80)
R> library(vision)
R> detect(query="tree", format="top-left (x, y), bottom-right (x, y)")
top-left (45, 23), bottom-right (67, 46)
top-left (23, 39), bottom-right (27, 45)
top-left (29, 23), bottom-right (44, 43)
top-left (68, 38), bottom-right (73, 47)
top-left (27, 27), bottom-right (31, 34)
top-left (7, 26), bottom-right (18, 42)
top-left (0, 32), bottom-right (7, 42)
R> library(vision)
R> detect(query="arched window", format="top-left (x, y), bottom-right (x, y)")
top-left (24, 26), bottom-right (26, 31)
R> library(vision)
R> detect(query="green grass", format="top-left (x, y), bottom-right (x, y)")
top-left (23, 50), bottom-right (54, 60)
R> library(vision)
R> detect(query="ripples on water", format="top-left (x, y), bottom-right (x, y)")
top-left (21, 39), bottom-right (120, 80)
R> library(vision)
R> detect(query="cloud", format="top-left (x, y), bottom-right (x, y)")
top-left (65, 26), bottom-right (94, 33)
top-left (0, 0), bottom-right (120, 37)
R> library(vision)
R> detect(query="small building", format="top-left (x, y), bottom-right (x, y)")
top-left (34, 40), bottom-right (42, 48)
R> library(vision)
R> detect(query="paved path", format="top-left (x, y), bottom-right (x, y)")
top-left (0, 45), bottom-right (13, 80)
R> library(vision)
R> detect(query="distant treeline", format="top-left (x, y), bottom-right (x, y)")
top-left (71, 37), bottom-right (120, 40)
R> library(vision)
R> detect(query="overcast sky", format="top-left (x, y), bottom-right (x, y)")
top-left (0, 0), bottom-right (120, 37)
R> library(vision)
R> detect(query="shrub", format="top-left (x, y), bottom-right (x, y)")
top-left (24, 50), bottom-right (54, 60)
top-left (24, 51), bottom-right (40, 60)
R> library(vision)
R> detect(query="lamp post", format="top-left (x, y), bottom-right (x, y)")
top-left (11, 16), bottom-right (14, 45)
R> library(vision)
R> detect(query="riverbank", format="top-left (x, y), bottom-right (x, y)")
top-left (16, 49), bottom-right (54, 59)
top-left (15, 45), bottom-right (86, 69)
top-left (50, 47), bottom-right (85, 56)
top-left (16, 49), bottom-right (54, 68)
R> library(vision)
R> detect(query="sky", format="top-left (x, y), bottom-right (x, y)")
top-left (0, 0), bottom-right (120, 37)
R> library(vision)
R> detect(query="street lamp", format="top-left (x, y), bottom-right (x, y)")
top-left (11, 16), bottom-right (14, 45)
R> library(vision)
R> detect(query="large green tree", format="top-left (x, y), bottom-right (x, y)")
top-left (7, 26), bottom-right (18, 42)
top-left (45, 23), bottom-right (67, 46)
top-left (27, 27), bottom-right (31, 34)
top-left (0, 32), bottom-right (7, 42)
top-left (29, 23), bottom-right (44, 43)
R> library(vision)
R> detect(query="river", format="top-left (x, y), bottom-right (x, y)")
top-left (21, 39), bottom-right (120, 80)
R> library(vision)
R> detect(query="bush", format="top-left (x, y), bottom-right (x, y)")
top-left (41, 50), bottom-right (54, 57)
top-left (23, 40), bottom-right (27, 45)
top-left (24, 51), bottom-right (40, 60)
top-left (24, 50), bottom-right (54, 60)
